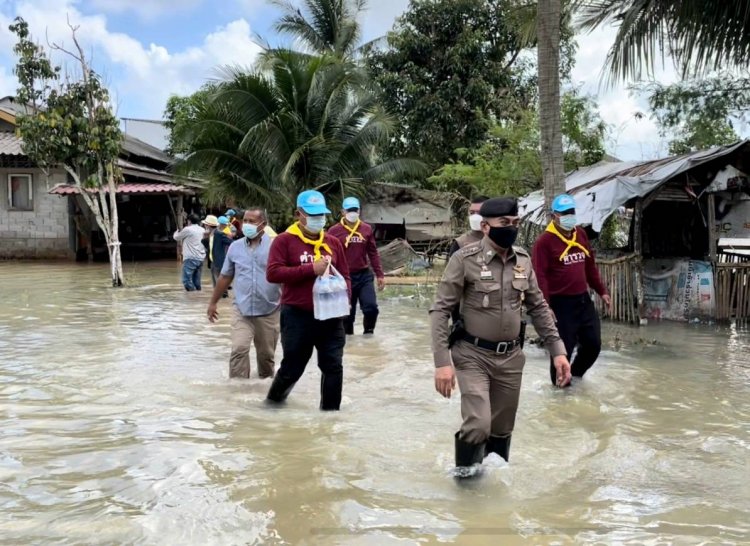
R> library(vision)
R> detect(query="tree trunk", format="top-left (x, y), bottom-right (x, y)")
top-left (107, 168), bottom-right (124, 286)
top-left (537, 0), bottom-right (565, 211)
top-left (64, 164), bottom-right (125, 286)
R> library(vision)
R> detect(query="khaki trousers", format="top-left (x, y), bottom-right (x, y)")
top-left (451, 340), bottom-right (526, 444)
top-left (230, 307), bottom-right (280, 379)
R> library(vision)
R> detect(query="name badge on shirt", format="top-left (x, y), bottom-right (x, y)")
top-left (480, 267), bottom-right (494, 281)
top-left (513, 265), bottom-right (527, 279)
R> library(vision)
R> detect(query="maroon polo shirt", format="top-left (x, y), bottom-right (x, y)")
top-left (531, 226), bottom-right (608, 301)
top-left (267, 231), bottom-right (351, 312)
top-left (327, 220), bottom-right (385, 277)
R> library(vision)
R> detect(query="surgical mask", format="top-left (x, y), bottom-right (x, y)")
top-left (469, 213), bottom-right (483, 231)
top-left (487, 226), bottom-right (518, 249)
top-left (559, 215), bottom-right (577, 231)
top-left (345, 212), bottom-right (359, 223)
top-left (242, 223), bottom-right (261, 239)
top-left (304, 215), bottom-right (326, 234)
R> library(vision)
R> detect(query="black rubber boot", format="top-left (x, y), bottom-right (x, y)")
top-left (454, 432), bottom-right (486, 479)
top-left (266, 374), bottom-right (297, 404)
top-left (319, 372), bottom-right (343, 411)
top-left (362, 314), bottom-right (377, 335)
top-left (485, 435), bottom-right (511, 462)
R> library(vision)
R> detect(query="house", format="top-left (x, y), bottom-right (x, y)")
top-left (0, 97), bottom-right (200, 260)
top-left (518, 141), bottom-right (750, 323)
top-left (360, 183), bottom-right (454, 253)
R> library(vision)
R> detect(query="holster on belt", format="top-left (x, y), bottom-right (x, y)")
top-left (519, 320), bottom-right (527, 348)
top-left (448, 317), bottom-right (466, 348)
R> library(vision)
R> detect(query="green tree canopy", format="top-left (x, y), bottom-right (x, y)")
top-left (175, 51), bottom-right (425, 208)
top-left (365, 0), bottom-right (538, 168)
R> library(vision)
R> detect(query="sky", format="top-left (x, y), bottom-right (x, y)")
top-left (0, 0), bottom-right (685, 160)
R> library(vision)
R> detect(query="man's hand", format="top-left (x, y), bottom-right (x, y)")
top-left (313, 256), bottom-right (330, 276)
top-left (602, 294), bottom-right (612, 309)
top-left (376, 277), bottom-right (386, 291)
top-left (552, 355), bottom-right (571, 387)
top-left (207, 303), bottom-right (219, 323)
top-left (435, 366), bottom-right (456, 398)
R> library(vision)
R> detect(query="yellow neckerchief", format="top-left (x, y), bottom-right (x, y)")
top-left (546, 222), bottom-right (590, 261)
top-left (286, 222), bottom-right (331, 260)
top-left (340, 218), bottom-right (365, 248)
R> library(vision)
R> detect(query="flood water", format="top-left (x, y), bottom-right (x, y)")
top-left (1, 261), bottom-right (749, 545)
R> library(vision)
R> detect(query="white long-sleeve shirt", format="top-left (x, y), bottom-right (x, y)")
top-left (173, 224), bottom-right (206, 261)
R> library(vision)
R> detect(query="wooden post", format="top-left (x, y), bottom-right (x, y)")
top-left (633, 199), bottom-right (645, 324)
top-left (707, 193), bottom-right (717, 262)
top-left (175, 194), bottom-right (184, 262)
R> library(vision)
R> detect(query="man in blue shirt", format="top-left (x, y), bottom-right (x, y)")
top-left (207, 209), bottom-right (282, 379)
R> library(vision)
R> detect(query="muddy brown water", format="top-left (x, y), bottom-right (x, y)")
top-left (1, 261), bottom-right (749, 545)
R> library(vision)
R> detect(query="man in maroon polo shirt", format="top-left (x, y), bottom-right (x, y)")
top-left (532, 193), bottom-right (611, 385)
top-left (328, 196), bottom-right (385, 336)
top-left (265, 190), bottom-right (351, 410)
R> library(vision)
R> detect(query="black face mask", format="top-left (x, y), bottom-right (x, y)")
top-left (488, 226), bottom-right (518, 249)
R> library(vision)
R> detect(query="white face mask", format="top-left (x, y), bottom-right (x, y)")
top-left (469, 213), bottom-right (483, 231)
top-left (304, 215), bottom-right (326, 234)
top-left (345, 212), bottom-right (360, 223)
top-left (559, 215), bottom-right (578, 231)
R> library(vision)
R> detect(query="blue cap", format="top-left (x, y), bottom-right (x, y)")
top-left (297, 190), bottom-right (331, 215)
top-left (342, 196), bottom-right (360, 210)
top-left (225, 208), bottom-right (236, 217)
top-left (217, 215), bottom-right (229, 225)
top-left (551, 194), bottom-right (576, 213)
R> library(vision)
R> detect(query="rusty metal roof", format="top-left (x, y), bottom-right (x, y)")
top-left (49, 182), bottom-right (195, 195)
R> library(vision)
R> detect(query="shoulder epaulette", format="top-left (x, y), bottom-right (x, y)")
top-left (459, 243), bottom-right (482, 257)
top-left (513, 245), bottom-right (530, 257)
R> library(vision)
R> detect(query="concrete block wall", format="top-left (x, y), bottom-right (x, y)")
top-left (0, 168), bottom-right (72, 259)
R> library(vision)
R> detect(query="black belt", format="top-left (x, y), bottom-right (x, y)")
top-left (461, 333), bottom-right (522, 355)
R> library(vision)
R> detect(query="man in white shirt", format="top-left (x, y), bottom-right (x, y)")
top-left (173, 213), bottom-right (207, 291)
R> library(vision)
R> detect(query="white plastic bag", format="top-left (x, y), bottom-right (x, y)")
top-left (313, 263), bottom-right (350, 320)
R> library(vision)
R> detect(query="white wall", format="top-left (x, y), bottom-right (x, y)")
top-left (0, 168), bottom-right (71, 258)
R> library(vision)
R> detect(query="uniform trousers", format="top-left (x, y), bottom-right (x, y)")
top-left (451, 340), bottom-right (526, 445)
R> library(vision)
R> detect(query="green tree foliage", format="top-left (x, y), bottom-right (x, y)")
top-left (578, 0), bottom-right (750, 81)
top-left (176, 51), bottom-right (425, 209)
top-left (638, 77), bottom-right (743, 154)
top-left (164, 83), bottom-right (218, 156)
top-left (428, 90), bottom-right (606, 197)
top-left (365, 0), bottom-right (537, 168)
top-left (10, 17), bottom-right (125, 286)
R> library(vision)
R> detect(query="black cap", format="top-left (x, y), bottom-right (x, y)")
top-left (479, 197), bottom-right (518, 218)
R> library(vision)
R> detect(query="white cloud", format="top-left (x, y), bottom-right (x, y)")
top-left (89, 0), bottom-right (203, 20)
top-left (360, 0), bottom-right (408, 40)
top-left (2, 0), bottom-right (262, 119)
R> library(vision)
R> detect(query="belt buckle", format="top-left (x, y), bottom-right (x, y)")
top-left (495, 342), bottom-right (508, 355)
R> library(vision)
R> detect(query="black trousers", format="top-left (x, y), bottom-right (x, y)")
top-left (345, 269), bottom-right (379, 330)
top-left (270, 304), bottom-right (346, 410)
top-left (548, 293), bottom-right (601, 384)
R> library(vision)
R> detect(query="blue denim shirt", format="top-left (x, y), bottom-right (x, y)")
top-left (221, 235), bottom-right (281, 317)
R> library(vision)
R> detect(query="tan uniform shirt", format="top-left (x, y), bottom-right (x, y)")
top-left (430, 237), bottom-right (566, 367)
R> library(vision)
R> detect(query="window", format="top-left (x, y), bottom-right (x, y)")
top-left (8, 174), bottom-right (33, 211)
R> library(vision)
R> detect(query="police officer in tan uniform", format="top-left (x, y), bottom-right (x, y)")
top-left (430, 197), bottom-right (572, 479)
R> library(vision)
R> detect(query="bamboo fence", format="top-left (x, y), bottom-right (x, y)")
top-left (715, 259), bottom-right (750, 321)
top-left (593, 254), bottom-right (641, 324)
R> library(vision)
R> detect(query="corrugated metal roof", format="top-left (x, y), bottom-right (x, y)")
top-left (0, 132), bottom-right (24, 155)
top-left (519, 140), bottom-right (750, 231)
top-left (49, 183), bottom-right (195, 195)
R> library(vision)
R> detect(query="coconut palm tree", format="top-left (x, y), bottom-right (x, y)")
top-left (578, 0), bottom-right (750, 81)
top-left (271, 0), bottom-right (369, 58)
top-left (179, 50), bottom-right (425, 208)
top-left (537, 0), bottom-right (566, 208)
